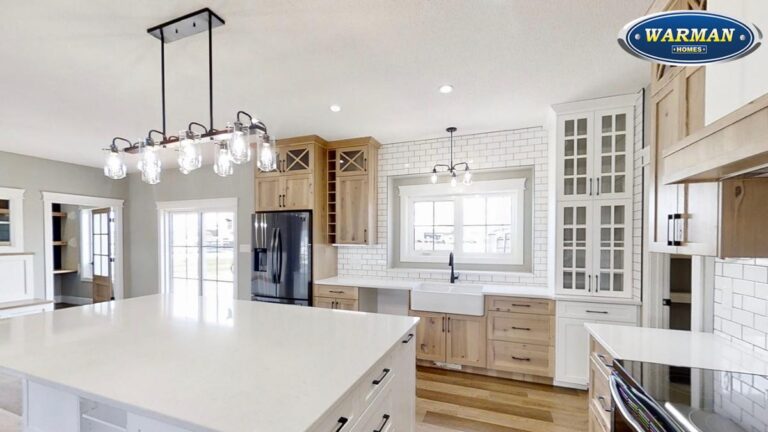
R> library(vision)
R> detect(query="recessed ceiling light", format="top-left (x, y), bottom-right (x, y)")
top-left (330, 104), bottom-right (342, 112)
top-left (439, 84), bottom-right (454, 94)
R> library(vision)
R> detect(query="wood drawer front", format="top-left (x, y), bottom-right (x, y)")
top-left (589, 357), bottom-right (613, 431)
top-left (486, 296), bottom-right (554, 315)
top-left (315, 284), bottom-right (358, 300)
top-left (487, 311), bottom-right (553, 346)
top-left (589, 404), bottom-right (609, 432)
top-left (487, 341), bottom-right (554, 377)
top-left (590, 337), bottom-right (615, 378)
top-left (557, 301), bottom-right (637, 323)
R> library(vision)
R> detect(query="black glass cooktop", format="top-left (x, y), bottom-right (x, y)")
top-left (616, 359), bottom-right (767, 432)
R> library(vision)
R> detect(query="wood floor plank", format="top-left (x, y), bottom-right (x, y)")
top-left (415, 366), bottom-right (589, 432)
top-left (422, 411), bottom-right (527, 432)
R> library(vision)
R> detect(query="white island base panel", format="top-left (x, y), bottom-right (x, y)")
top-left (0, 294), bottom-right (419, 432)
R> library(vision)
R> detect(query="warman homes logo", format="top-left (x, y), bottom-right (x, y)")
top-left (618, 11), bottom-right (762, 65)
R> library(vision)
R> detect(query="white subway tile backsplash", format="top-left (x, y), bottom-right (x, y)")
top-left (744, 265), bottom-right (768, 283)
top-left (715, 258), bottom-right (768, 355)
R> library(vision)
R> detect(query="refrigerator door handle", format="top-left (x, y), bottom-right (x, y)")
top-left (270, 228), bottom-right (278, 283)
top-left (276, 228), bottom-right (283, 283)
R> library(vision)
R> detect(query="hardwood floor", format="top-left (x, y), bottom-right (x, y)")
top-left (416, 367), bottom-right (588, 432)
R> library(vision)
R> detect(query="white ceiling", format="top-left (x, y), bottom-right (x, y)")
top-left (0, 0), bottom-right (650, 169)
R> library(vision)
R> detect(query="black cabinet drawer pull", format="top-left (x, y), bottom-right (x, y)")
top-left (511, 326), bottom-right (531, 331)
top-left (586, 310), bottom-right (609, 314)
top-left (597, 353), bottom-right (612, 368)
top-left (511, 356), bottom-right (531, 362)
top-left (597, 396), bottom-right (612, 412)
top-left (333, 417), bottom-right (349, 432)
top-left (372, 368), bottom-right (391, 385)
top-left (373, 414), bottom-right (390, 432)
top-left (329, 290), bottom-right (345, 294)
top-left (402, 333), bottom-right (414, 344)
top-left (510, 303), bottom-right (531, 308)
top-left (667, 214), bottom-right (673, 246)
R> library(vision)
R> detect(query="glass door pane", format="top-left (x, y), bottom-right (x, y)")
top-left (594, 201), bottom-right (631, 297)
top-left (561, 116), bottom-right (591, 198)
top-left (596, 110), bottom-right (633, 199)
top-left (202, 212), bottom-right (235, 301)
top-left (169, 212), bottom-right (200, 295)
top-left (559, 203), bottom-right (590, 293)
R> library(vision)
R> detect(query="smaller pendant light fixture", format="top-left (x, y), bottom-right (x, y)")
top-left (177, 122), bottom-right (206, 174)
top-left (104, 137), bottom-right (130, 180)
top-left (137, 129), bottom-right (165, 185)
top-left (257, 134), bottom-right (277, 172)
top-left (214, 142), bottom-right (234, 177)
top-left (430, 127), bottom-right (472, 187)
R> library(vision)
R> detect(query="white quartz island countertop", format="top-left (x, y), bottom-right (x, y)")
top-left (0, 294), bottom-right (419, 431)
top-left (585, 323), bottom-right (768, 376)
top-left (315, 276), bottom-right (554, 299)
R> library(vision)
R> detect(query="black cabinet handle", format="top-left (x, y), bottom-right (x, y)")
top-left (673, 213), bottom-right (683, 246)
top-left (510, 303), bottom-right (531, 308)
top-left (447, 317), bottom-right (451, 333)
top-left (329, 290), bottom-right (345, 294)
top-left (333, 417), bottom-right (349, 432)
top-left (595, 274), bottom-right (599, 292)
top-left (372, 368), bottom-right (390, 385)
top-left (373, 414), bottom-right (390, 432)
top-left (596, 178), bottom-right (600, 195)
top-left (588, 274), bottom-right (592, 293)
top-left (511, 356), bottom-right (531, 362)
top-left (402, 333), bottom-right (414, 344)
top-left (441, 316), bottom-right (445, 333)
top-left (586, 310), bottom-right (609, 314)
top-left (667, 214), bottom-right (674, 246)
top-left (598, 396), bottom-right (612, 412)
top-left (589, 178), bottom-right (593, 196)
top-left (511, 326), bottom-right (531, 331)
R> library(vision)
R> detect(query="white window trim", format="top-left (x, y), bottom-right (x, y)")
top-left (79, 209), bottom-right (93, 282)
top-left (398, 179), bottom-right (526, 266)
top-left (157, 198), bottom-right (238, 299)
top-left (0, 187), bottom-right (25, 253)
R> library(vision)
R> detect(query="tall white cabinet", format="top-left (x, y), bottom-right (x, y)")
top-left (551, 95), bottom-right (641, 387)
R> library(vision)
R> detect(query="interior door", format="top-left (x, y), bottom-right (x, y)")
top-left (91, 208), bottom-right (113, 303)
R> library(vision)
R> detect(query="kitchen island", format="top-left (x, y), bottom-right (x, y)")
top-left (0, 294), bottom-right (418, 432)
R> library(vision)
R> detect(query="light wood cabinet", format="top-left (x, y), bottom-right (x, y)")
top-left (312, 284), bottom-right (376, 312)
top-left (283, 175), bottom-right (313, 209)
top-left (328, 137), bottom-right (379, 245)
top-left (588, 336), bottom-right (615, 432)
top-left (255, 177), bottom-right (282, 211)
top-left (410, 311), bottom-right (446, 362)
top-left (410, 310), bottom-right (486, 367)
top-left (255, 142), bottom-right (314, 177)
top-left (446, 315), bottom-right (486, 367)
top-left (484, 296), bottom-right (555, 378)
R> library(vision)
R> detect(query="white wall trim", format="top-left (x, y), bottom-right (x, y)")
top-left (156, 198), bottom-right (237, 211)
top-left (42, 192), bottom-right (124, 302)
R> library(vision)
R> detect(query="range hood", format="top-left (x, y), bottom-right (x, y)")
top-left (663, 92), bottom-right (768, 184)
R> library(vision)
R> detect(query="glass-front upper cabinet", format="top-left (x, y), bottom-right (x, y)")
top-left (0, 187), bottom-right (25, 253)
top-left (557, 107), bottom-right (634, 201)
top-left (594, 200), bottom-right (632, 297)
top-left (557, 202), bottom-right (591, 295)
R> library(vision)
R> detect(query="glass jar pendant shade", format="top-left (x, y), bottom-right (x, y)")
top-left (138, 143), bottom-right (162, 185)
top-left (177, 130), bottom-right (202, 174)
top-left (104, 151), bottom-right (127, 180)
top-left (214, 142), bottom-right (234, 177)
top-left (257, 135), bottom-right (277, 172)
top-left (228, 122), bottom-right (251, 164)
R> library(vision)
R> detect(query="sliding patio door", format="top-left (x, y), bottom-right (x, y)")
top-left (167, 211), bottom-right (235, 299)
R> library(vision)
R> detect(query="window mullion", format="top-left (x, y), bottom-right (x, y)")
top-left (455, 196), bottom-right (463, 258)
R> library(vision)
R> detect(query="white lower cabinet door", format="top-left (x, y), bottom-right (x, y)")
top-left (353, 381), bottom-right (395, 432)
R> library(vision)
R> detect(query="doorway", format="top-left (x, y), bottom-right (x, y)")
top-left (158, 198), bottom-right (237, 301)
top-left (43, 192), bottom-right (124, 307)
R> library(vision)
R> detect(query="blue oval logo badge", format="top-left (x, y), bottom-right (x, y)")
top-left (618, 11), bottom-right (762, 65)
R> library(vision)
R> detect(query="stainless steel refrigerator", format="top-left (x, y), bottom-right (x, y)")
top-left (251, 211), bottom-right (312, 305)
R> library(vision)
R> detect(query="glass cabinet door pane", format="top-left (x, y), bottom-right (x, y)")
top-left (560, 204), bottom-right (589, 292)
top-left (597, 111), bottom-right (631, 197)
top-left (595, 202), bottom-right (629, 296)
top-left (561, 116), bottom-right (590, 198)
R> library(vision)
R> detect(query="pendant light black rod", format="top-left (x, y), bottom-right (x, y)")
top-left (208, 11), bottom-right (213, 131)
top-left (160, 29), bottom-right (166, 137)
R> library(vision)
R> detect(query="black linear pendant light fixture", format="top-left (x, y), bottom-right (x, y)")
top-left (103, 8), bottom-right (276, 184)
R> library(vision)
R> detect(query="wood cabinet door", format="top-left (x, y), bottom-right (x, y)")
top-left (410, 311), bottom-right (446, 362)
top-left (336, 146), bottom-right (369, 176)
top-left (282, 144), bottom-right (314, 175)
top-left (337, 175), bottom-right (369, 244)
top-left (283, 175), bottom-right (313, 210)
top-left (255, 177), bottom-right (282, 211)
top-left (446, 315), bottom-right (486, 367)
top-left (313, 296), bottom-right (335, 309)
top-left (649, 79), bottom-right (683, 253)
top-left (558, 114), bottom-right (593, 200)
top-left (334, 298), bottom-right (358, 311)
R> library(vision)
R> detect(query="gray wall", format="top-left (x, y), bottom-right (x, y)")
top-left (126, 161), bottom-right (254, 300)
top-left (0, 151), bottom-right (129, 296)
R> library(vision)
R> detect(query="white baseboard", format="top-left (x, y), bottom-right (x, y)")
top-left (58, 296), bottom-right (93, 305)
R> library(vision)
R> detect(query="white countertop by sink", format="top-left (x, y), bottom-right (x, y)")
top-left (0, 294), bottom-right (418, 432)
top-left (314, 276), bottom-right (554, 298)
top-left (586, 323), bottom-right (768, 375)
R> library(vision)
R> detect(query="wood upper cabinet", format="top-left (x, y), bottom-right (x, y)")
top-left (255, 136), bottom-right (325, 212)
top-left (329, 137), bottom-right (379, 245)
top-left (649, 64), bottom-right (719, 255)
top-left (282, 143), bottom-right (314, 175)
top-left (284, 175), bottom-right (313, 209)
top-left (410, 310), bottom-right (446, 362)
top-left (337, 175), bottom-right (369, 244)
top-left (446, 315), bottom-right (486, 367)
top-left (255, 177), bottom-right (282, 211)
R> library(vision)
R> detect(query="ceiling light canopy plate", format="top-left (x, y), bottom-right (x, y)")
top-left (146, 8), bottom-right (225, 43)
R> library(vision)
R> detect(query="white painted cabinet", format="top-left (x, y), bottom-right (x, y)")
top-left (0, 254), bottom-right (34, 303)
top-left (555, 301), bottom-right (639, 387)
top-left (553, 96), bottom-right (636, 300)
